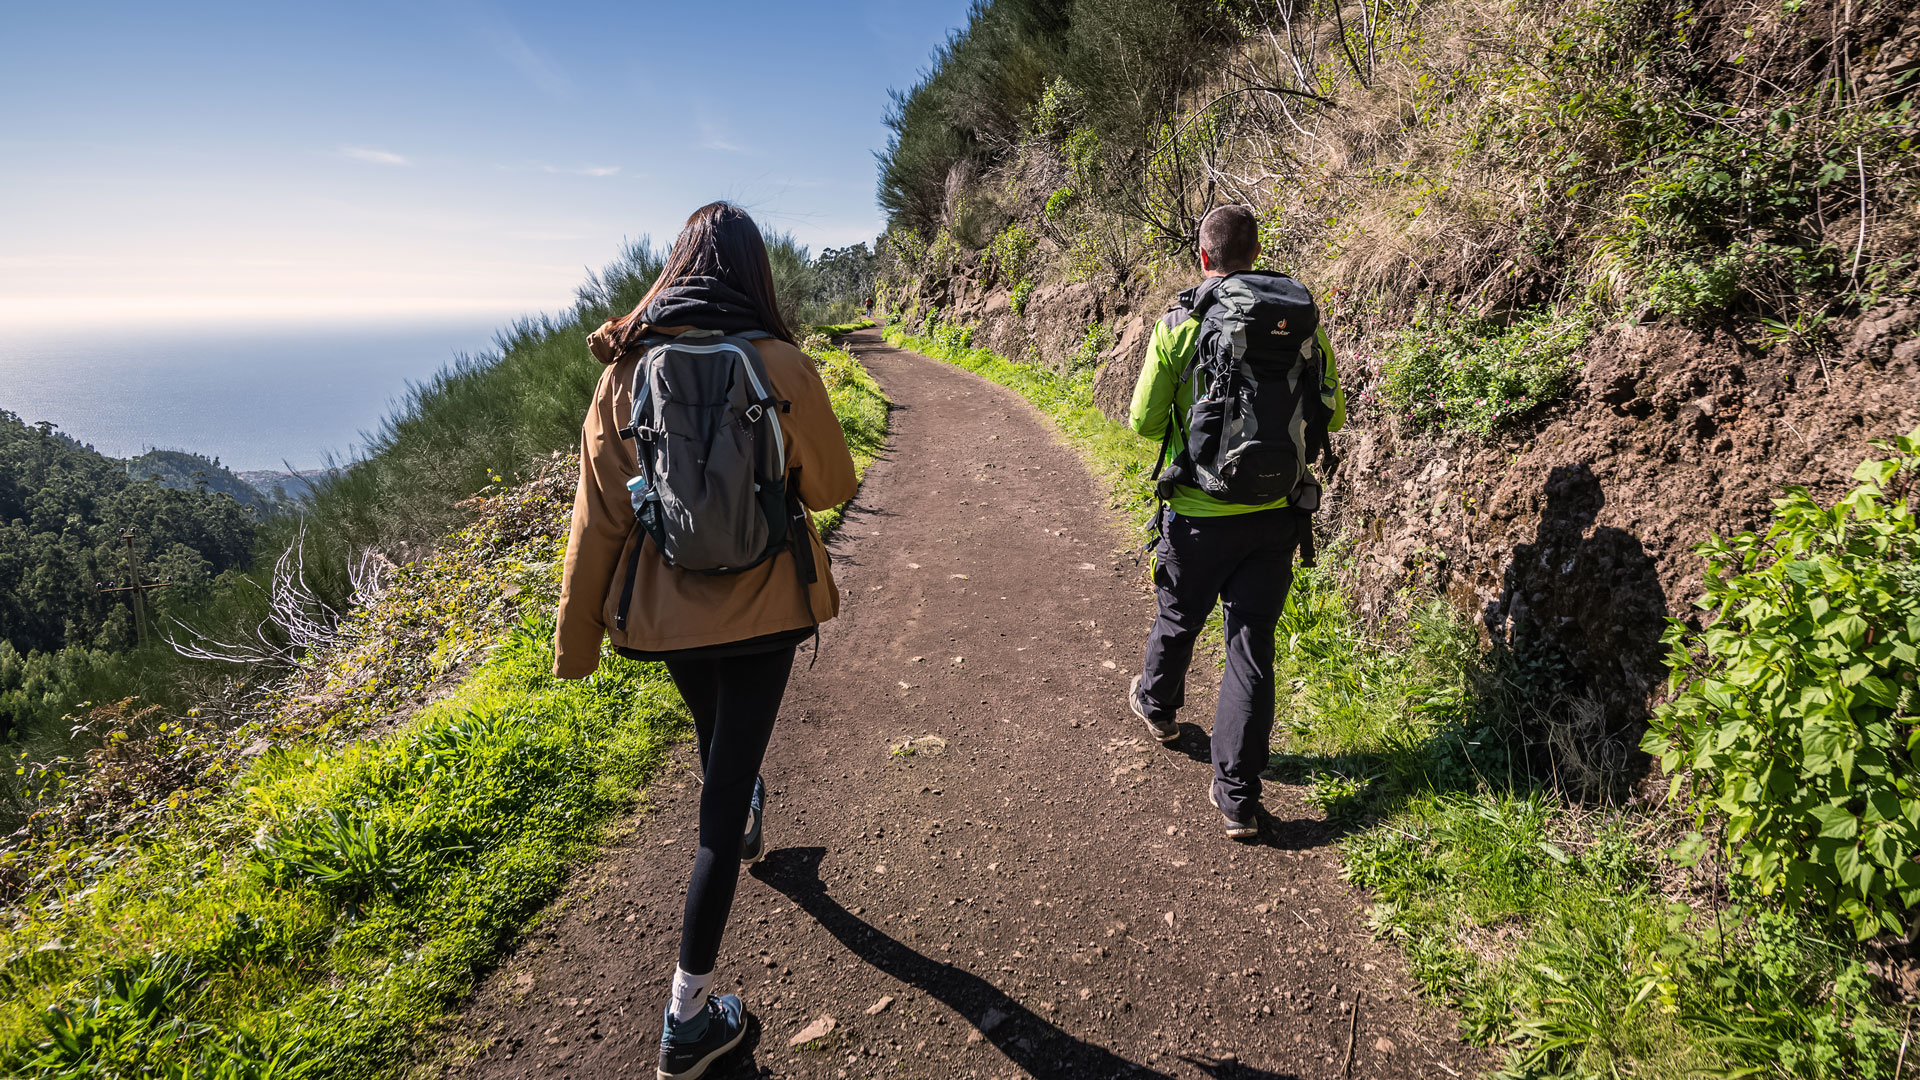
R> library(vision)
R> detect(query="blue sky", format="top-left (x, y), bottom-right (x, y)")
top-left (0, 0), bottom-right (971, 328)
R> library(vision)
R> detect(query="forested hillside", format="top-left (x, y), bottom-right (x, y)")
top-left (876, 0), bottom-right (1920, 1074)
top-left (0, 413), bottom-right (258, 740)
top-left (125, 449), bottom-right (281, 515)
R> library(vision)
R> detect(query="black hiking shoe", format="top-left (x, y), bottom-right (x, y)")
top-left (1209, 784), bottom-right (1261, 840)
top-left (741, 775), bottom-right (767, 865)
top-left (1130, 675), bottom-right (1180, 744)
top-left (657, 993), bottom-right (748, 1080)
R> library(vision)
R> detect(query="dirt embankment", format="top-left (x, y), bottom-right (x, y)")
top-left (1333, 311), bottom-right (1920, 760)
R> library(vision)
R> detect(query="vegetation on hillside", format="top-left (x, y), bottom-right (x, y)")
top-left (0, 343), bottom-right (888, 1079)
top-left (0, 414), bottom-right (259, 743)
top-left (879, 0), bottom-right (1918, 413)
top-left (1644, 428), bottom-right (1920, 940)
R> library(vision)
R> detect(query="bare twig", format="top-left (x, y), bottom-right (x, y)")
top-left (167, 525), bottom-right (389, 665)
top-left (1331, 0), bottom-right (1371, 88)
top-left (1851, 144), bottom-right (1869, 288)
top-left (1341, 989), bottom-right (1363, 1076)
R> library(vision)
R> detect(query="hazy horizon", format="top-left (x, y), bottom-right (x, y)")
top-left (0, 1), bottom-right (971, 331)
top-left (0, 316), bottom-right (512, 471)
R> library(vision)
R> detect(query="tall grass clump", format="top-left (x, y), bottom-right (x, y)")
top-left (1378, 306), bottom-right (1596, 436)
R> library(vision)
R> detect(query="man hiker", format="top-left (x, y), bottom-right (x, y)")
top-left (1126, 204), bottom-right (1346, 840)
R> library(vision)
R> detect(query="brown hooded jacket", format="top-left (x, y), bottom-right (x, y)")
top-left (552, 323), bottom-right (858, 677)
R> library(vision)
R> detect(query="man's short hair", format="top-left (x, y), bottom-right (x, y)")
top-left (1198, 205), bottom-right (1259, 270)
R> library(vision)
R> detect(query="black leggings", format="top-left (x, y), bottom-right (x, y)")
top-left (663, 645), bottom-right (796, 976)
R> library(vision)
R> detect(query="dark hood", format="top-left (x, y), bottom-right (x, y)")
top-left (640, 275), bottom-right (765, 336)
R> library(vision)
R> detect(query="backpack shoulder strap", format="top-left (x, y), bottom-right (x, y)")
top-left (724, 335), bottom-right (788, 472)
top-left (616, 348), bottom-right (661, 441)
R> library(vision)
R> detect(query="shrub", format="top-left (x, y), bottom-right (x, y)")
top-left (1644, 427), bottom-right (1920, 939)
top-left (1009, 279), bottom-right (1035, 316)
top-left (1070, 322), bottom-right (1114, 370)
top-left (1379, 306), bottom-right (1593, 436)
top-left (984, 221), bottom-right (1037, 284)
top-left (1043, 186), bottom-right (1075, 223)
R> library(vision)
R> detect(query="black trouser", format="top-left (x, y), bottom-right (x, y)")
top-left (663, 645), bottom-right (796, 975)
top-left (1137, 507), bottom-right (1301, 820)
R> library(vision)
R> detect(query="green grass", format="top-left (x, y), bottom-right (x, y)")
top-left (0, 346), bottom-right (889, 1079)
top-left (811, 319), bottom-right (876, 336)
top-left (1378, 305), bottom-right (1595, 437)
top-left (809, 344), bottom-right (890, 537)
top-left (0, 541), bottom-right (681, 1077)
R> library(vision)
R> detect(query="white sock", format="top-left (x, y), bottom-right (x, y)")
top-left (669, 966), bottom-right (714, 1023)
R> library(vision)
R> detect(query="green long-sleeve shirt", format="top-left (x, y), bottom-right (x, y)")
top-left (1128, 303), bottom-right (1346, 517)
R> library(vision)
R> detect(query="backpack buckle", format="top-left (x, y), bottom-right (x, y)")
top-left (634, 426), bottom-right (656, 443)
top-left (744, 403), bottom-right (765, 424)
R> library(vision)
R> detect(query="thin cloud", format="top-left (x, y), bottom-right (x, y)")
top-left (340, 145), bottom-right (410, 166)
top-left (471, 12), bottom-right (570, 98)
top-left (696, 115), bottom-right (747, 153)
top-left (492, 162), bottom-right (623, 177)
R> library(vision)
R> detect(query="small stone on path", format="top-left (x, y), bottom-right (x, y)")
top-left (865, 996), bottom-right (893, 1016)
top-left (788, 1014), bottom-right (836, 1048)
top-left (1375, 1036), bottom-right (1398, 1055)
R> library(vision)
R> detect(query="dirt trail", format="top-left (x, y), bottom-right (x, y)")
top-left (445, 330), bottom-right (1482, 1079)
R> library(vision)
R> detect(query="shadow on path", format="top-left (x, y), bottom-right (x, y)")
top-left (752, 847), bottom-right (1301, 1080)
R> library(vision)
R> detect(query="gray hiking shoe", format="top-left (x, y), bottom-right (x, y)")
top-left (740, 775), bottom-right (767, 865)
top-left (1209, 784), bottom-right (1260, 840)
top-left (657, 993), bottom-right (748, 1080)
top-left (1130, 675), bottom-right (1180, 744)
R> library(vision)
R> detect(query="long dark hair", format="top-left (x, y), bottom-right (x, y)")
top-left (609, 201), bottom-right (795, 350)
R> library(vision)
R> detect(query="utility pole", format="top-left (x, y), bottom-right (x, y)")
top-left (96, 529), bottom-right (170, 648)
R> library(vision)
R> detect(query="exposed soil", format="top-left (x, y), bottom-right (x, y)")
top-left (438, 330), bottom-right (1483, 1079)
top-left (1332, 308), bottom-right (1920, 778)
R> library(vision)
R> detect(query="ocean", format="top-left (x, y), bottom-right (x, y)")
top-left (0, 318), bottom-right (521, 471)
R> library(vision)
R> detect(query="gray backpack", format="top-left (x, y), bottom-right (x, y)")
top-left (612, 330), bottom-right (815, 630)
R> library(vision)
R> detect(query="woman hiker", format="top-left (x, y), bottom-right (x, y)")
top-left (553, 201), bottom-right (859, 1079)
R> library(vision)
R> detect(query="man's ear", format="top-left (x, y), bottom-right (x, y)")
top-left (1199, 248), bottom-right (1213, 271)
